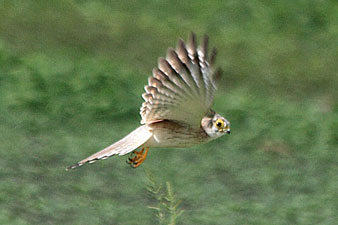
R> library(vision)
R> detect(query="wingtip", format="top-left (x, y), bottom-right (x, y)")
top-left (201, 34), bottom-right (209, 57)
top-left (213, 67), bottom-right (222, 83)
top-left (189, 31), bottom-right (196, 40)
top-left (157, 57), bottom-right (167, 67)
top-left (166, 47), bottom-right (176, 57)
top-left (210, 47), bottom-right (218, 65)
top-left (203, 33), bottom-right (209, 41)
top-left (65, 163), bottom-right (83, 171)
top-left (177, 38), bottom-right (186, 51)
top-left (188, 32), bottom-right (197, 46)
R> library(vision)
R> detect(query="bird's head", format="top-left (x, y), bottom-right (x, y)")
top-left (201, 113), bottom-right (230, 139)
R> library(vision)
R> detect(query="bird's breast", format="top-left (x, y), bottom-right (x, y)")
top-left (143, 120), bottom-right (209, 148)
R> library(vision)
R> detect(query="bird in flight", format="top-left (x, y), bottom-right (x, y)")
top-left (66, 33), bottom-right (230, 170)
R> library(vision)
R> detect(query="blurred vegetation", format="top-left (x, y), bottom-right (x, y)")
top-left (146, 170), bottom-right (184, 225)
top-left (0, 0), bottom-right (337, 224)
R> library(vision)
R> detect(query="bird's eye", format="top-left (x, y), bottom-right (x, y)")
top-left (215, 119), bottom-right (224, 129)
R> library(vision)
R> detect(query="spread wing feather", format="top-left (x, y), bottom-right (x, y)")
top-left (140, 33), bottom-right (220, 127)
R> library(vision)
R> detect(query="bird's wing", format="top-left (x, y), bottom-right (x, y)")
top-left (140, 33), bottom-right (221, 128)
top-left (66, 125), bottom-right (152, 170)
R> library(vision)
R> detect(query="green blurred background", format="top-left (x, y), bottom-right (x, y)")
top-left (0, 0), bottom-right (337, 224)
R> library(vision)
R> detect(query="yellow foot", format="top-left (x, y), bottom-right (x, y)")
top-left (127, 147), bottom-right (149, 168)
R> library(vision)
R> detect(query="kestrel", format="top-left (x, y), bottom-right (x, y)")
top-left (66, 33), bottom-right (230, 170)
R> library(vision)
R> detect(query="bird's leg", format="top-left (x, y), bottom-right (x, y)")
top-left (127, 147), bottom-right (149, 168)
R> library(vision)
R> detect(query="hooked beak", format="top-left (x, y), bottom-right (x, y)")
top-left (220, 128), bottom-right (231, 134)
top-left (225, 122), bottom-right (230, 134)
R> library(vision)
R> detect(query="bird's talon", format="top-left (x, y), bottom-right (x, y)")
top-left (127, 155), bottom-right (136, 165)
top-left (126, 147), bottom-right (149, 168)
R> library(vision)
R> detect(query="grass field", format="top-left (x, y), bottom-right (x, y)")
top-left (0, 1), bottom-right (337, 224)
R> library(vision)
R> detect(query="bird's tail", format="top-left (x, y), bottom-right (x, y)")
top-left (66, 125), bottom-right (152, 170)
